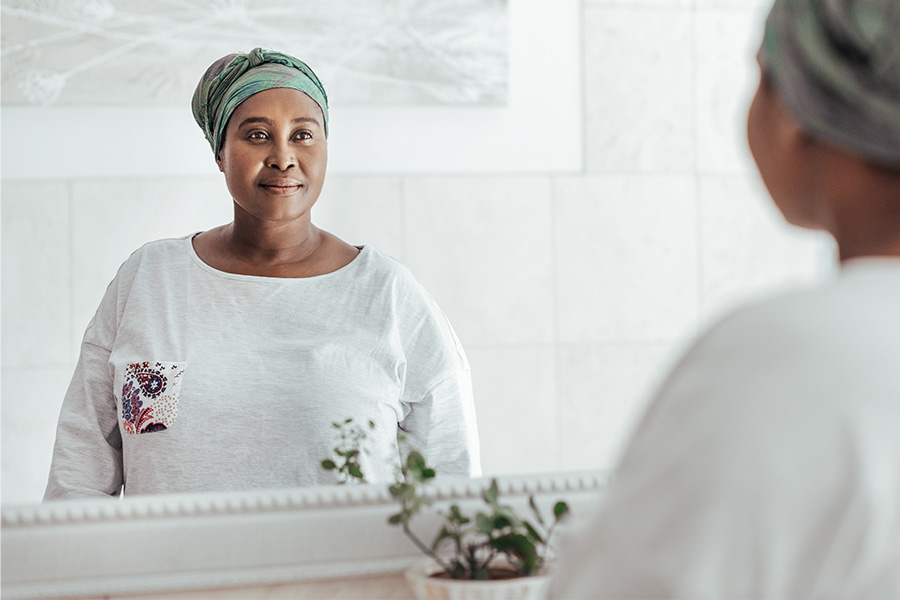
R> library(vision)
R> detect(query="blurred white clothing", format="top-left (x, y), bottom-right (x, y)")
top-left (551, 258), bottom-right (900, 598)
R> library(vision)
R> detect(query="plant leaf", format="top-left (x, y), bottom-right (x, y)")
top-left (449, 560), bottom-right (467, 580)
top-left (492, 514), bottom-right (513, 530)
top-left (447, 504), bottom-right (470, 525)
top-left (529, 495), bottom-right (545, 525)
top-left (553, 501), bottom-right (570, 522)
top-left (472, 566), bottom-right (491, 580)
top-left (431, 526), bottom-right (454, 552)
top-left (407, 451), bottom-right (426, 472)
top-left (496, 507), bottom-right (522, 528)
top-left (474, 512), bottom-right (493, 534)
top-left (321, 459), bottom-right (336, 470)
top-left (523, 521), bottom-right (544, 544)
top-left (491, 534), bottom-right (539, 575)
top-left (482, 479), bottom-right (499, 507)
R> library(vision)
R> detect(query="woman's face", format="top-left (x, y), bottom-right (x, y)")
top-left (216, 87), bottom-right (327, 225)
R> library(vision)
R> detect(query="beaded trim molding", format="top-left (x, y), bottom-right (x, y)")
top-left (2, 471), bottom-right (608, 528)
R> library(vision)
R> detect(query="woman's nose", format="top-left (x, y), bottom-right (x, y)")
top-left (266, 141), bottom-right (297, 171)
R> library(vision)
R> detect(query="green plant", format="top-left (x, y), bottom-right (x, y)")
top-left (320, 417), bottom-right (375, 484)
top-left (388, 450), bottom-right (570, 580)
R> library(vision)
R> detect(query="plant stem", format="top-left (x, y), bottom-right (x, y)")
top-left (402, 524), bottom-right (455, 575)
top-left (476, 548), bottom-right (497, 574)
top-left (540, 522), bottom-right (559, 566)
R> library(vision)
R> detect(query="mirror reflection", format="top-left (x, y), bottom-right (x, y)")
top-left (44, 49), bottom-right (481, 500)
top-left (1, 0), bottom-right (833, 504)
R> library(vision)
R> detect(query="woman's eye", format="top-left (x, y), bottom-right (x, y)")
top-left (248, 131), bottom-right (268, 140)
top-left (294, 131), bottom-right (313, 141)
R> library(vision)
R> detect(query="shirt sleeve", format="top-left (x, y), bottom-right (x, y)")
top-left (43, 262), bottom-right (132, 501)
top-left (394, 274), bottom-right (482, 479)
top-left (399, 367), bottom-right (481, 478)
top-left (43, 339), bottom-right (123, 500)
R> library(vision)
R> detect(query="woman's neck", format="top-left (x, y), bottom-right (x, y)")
top-left (816, 148), bottom-right (900, 263)
top-left (223, 218), bottom-right (324, 267)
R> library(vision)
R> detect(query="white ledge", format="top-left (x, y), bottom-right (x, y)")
top-left (1, 471), bottom-right (608, 599)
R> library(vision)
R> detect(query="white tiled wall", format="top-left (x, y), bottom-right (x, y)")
top-left (584, 7), bottom-right (694, 172)
top-left (0, 1), bottom-right (834, 504)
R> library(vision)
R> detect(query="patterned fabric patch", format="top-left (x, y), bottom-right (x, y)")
top-left (122, 361), bottom-right (185, 435)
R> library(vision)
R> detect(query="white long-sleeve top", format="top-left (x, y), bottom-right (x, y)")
top-left (552, 257), bottom-right (900, 598)
top-left (45, 235), bottom-right (481, 500)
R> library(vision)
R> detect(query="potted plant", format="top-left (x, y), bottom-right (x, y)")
top-left (320, 417), bottom-right (376, 484)
top-left (388, 451), bottom-right (569, 600)
top-left (321, 421), bottom-right (570, 599)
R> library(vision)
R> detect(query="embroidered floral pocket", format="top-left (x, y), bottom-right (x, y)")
top-left (121, 361), bottom-right (185, 434)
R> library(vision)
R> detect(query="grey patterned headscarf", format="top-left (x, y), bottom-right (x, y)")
top-left (759, 0), bottom-right (900, 168)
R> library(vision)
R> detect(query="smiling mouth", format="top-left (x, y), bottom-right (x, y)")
top-left (260, 183), bottom-right (303, 194)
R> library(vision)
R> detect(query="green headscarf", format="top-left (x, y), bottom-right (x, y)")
top-left (191, 48), bottom-right (329, 158)
top-left (759, 0), bottom-right (900, 168)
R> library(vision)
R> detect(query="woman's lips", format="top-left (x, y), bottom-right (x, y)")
top-left (259, 180), bottom-right (303, 195)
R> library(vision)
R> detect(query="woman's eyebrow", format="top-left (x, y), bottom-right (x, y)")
top-left (237, 116), bottom-right (321, 128)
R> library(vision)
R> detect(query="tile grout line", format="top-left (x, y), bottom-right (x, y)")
top-left (554, 0), bottom-right (589, 473)
top-left (578, 0), bottom-right (588, 177)
top-left (398, 176), bottom-right (407, 264)
top-left (549, 175), bottom-right (564, 474)
top-left (691, 0), bottom-right (704, 338)
top-left (67, 179), bottom-right (76, 364)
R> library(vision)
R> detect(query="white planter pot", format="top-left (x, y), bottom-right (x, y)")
top-left (404, 560), bottom-right (552, 600)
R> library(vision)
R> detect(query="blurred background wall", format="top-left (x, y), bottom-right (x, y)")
top-left (1, 0), bottom-right (833, 504)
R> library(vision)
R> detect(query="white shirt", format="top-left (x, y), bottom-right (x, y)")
top-left (552, 258), bottom-right (900, 598)
top-left (45, 236), bottom-right (481, 499)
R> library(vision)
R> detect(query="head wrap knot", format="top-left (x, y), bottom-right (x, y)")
top-left (192, 48), bottom-right (329, 158)
top-left (759, 0), bottom-right (900, 168)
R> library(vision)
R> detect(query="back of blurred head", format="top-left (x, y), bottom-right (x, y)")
top-left (760, 0), bottom-right (900, 169)
top-left (748, 0), bottom-right (900, 260)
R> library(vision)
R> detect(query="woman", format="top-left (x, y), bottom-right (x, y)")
top-left (552, 1), bottom-right (900, 597)
top-left (43, 49), bottom-right (481, 500)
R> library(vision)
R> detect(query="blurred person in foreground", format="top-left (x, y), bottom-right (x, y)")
top-left (551, 0), bottom-right (900, 597)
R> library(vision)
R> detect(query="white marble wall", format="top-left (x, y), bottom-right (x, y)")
top-left (0, 0), bottom-right (834, 504)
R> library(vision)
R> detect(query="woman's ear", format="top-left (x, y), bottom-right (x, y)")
top-left (767, 84), bottom-right (812, 153)
top-left (785, 111), bottom-right (816, 155)
top-left (216, 153), bottom-right (225, 173)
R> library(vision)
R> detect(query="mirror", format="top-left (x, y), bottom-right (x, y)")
top-left (0, 0), bottom-right (833, 506)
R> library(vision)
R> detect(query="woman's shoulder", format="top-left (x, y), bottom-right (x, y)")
top-left (124, 234), bottom-right (191, 259)
top-left (352, 246), bottom-right (454, 317)
top-left (706, 263), bottom-right (900, 348)
top-left (664, 270), bottom-right (900, 420)
top-left (113, 234), bottom-right (195, 282)
top-left (357, 245), bottom-right (406, 272)
top-left (355, 246), bottom-right (430, 293)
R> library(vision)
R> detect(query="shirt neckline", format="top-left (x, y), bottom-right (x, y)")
top-left (184, 233), bottom-right (369, 282)
top-left (840, 255), bottom-right (900, 276)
